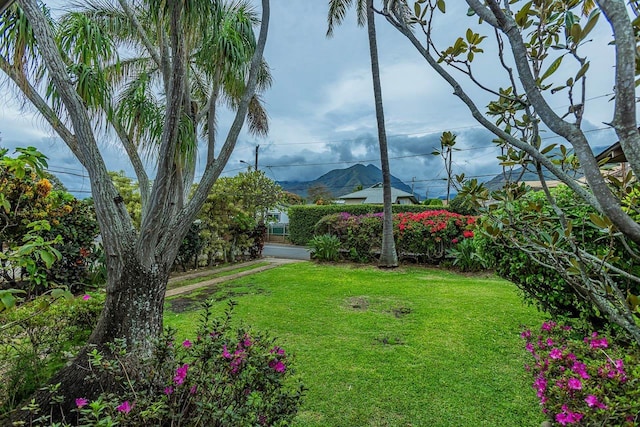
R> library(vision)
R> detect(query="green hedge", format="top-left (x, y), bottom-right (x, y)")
top-left (288, 204), bottom-right (436, 245)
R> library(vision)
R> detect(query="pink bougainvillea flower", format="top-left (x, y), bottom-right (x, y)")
top-left (555, 405), bottom-right (584, 425)
top-left (567, 378), bottom-right (582, 390)
top-left (520, 330), bottom-right (532, 339)
top-left (116, 400), bottom-right (133, 414)
top-left (75, 397), bottom-right (88, 408)
top-left (182, 339), bottom-right (192, 348)
top-left (82, 294), bottom-right (91, 301)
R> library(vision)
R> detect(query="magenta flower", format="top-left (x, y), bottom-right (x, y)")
top-left (585, 394), bottom-right (607, 409)
top-left (555, 405), bottom-right (583, 425)
top-left (190, 385), bottom-right (198, 395)
top-left (270, 346), bottom-right (286, 356)
top-left (549, 348), bottom-right (563, 359)
top-left (269, 359), bottom-right (286, 373)
top-left (243, 334), bottom-right (252, 348)
top-left (182, 339), bottom-right (192, 348)
top-left (116, 401), bottom-right (132, 414)
top-left (75, 397), bottom-right (88, 408)
top-left (567, 378), bottom-right (582, 390)
top-left (571, 361), bottom-right (590, 379)
top-left (164, 386), bottom-right (174, 395)
top-left (520, 330), bottom-right (532, 339)
top-left (222, 345), bottom-right (232, 359)
top-left (174, 363), bottom-right (189, 385)
top-left (541, 321), bottom-right (556, 331)
top-left (82, 294), bottom-right (91, 301)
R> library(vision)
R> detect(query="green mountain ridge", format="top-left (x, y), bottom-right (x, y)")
top-left (278, 164), bottom-right (414, 200)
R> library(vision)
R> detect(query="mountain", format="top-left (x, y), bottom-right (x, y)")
top-left (278, 164), bottom-right (414, 200)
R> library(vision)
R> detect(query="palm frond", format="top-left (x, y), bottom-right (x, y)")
top-left (247, 94), bottom-right (268, 137)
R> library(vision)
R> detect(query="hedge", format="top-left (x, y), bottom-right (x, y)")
top-left (288, 204), bottom-right (438, 245)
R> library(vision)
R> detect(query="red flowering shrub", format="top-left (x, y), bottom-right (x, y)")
top-left (314, 210), bottom-right (476, 263)
top-left (395, 210), bottom-right (476, 260)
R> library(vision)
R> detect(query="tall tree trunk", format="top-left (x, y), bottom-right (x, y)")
top-left (367, 0), bottom-right (397, 268)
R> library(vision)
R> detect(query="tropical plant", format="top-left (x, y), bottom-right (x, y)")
top-left (446, 237), bottom-right (486, 272)
top-left (0, 0), bottom-right (270, 421)
top-left (309, 233), bottom-right (342, 261)
top-left (327, 0), bottom-right (398, 267)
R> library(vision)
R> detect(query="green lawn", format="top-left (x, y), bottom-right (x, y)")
top-left (164, 262), bottom-right (546, 427)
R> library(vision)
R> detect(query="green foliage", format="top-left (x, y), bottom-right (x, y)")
top-left (288, 204), bottom-right (432, 245)
top-left (477, 185), bottom-right (639, 330)
top-left (309, 234), bottom-right (341, 262)
top-left (175, 221), bottom-right (205, 272)
top-left (0, 292), bottom-right (104, 413)
top-left (0, 148), bottom-right (101, 305)
top-left (19, 301), bottom-right (305, 426)
top-left (422, 198), bottom-right (443, 206)
top-left (198, 171), bottom-right (284, 266)
top-left (522, 321), bottom-right (640, 426)
top-left (446, 238), bottom-right (486, 272)
top-left (109, 171), bottom-right (142, 229)
top-left (1, 149), bottom-right (100, 298)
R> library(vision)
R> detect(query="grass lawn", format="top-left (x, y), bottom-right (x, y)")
top-left (164, 262), bottom-right (546, 427)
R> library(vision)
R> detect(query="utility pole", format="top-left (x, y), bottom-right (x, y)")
top-left (254, 145), bottom-right (259, 171)
top-left (411, 177), bottom-right (416, 198)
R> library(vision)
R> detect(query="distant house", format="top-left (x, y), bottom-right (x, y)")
top-left (595, 141), bottom-right (631, 180)
top-left (338, 183), bottom-right (418, 205)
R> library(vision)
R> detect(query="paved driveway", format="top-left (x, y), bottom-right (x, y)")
top-left (262, 243), bottom-right (310, 260)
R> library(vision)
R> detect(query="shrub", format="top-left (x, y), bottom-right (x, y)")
top-left (288, 204), bottom-right (435, 245)
top-left (395, 210), bottom-right (476, 262)
top-left (313, 210), bottom-right (476, 264)
top-left (477, 185), bottom-right (637, 330)
top-left (309, 234), bottom-right (341, 262)
top-left (446, 237), bottom-right (486, 272)
top-left (522, 321), bottom-right (640, 426)
top-left (18, 301), bottom-right (305, 426)
top-left (0, 292), bottom-right (104, 413)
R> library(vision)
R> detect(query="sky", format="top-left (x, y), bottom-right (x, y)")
top-left (0, 1), bottom-right (622, 200)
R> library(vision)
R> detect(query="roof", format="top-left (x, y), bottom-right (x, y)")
top-left (338, 183), bottom-right (418, 204)
top-left (595, 141), bottom-right (626, 164)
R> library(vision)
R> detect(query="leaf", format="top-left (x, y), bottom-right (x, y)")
top-left (540, 56), bottom-right (564, 82)
top-left (39, 250), bottom-right (56, 268)
top-left (436, 0), bottom-right (445, 14)
top-left (589, 213), bottom-right (609, 229)
top-left (581, 10), bottom-right (600, 39)
top-left (540, 144), bottom-right (557, 155)
top-left (575, 61), bottom-right (590, 81)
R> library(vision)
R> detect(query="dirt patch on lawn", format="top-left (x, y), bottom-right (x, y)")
top-left (167, 283), bottom-right (269, 313)
top-left (345, 296), bottom-right (369, 311)
top-left (389, 306), bottom-right (412, 318)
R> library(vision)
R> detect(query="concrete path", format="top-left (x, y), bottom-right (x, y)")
top-left (166, 257), bottom-right (303, 297)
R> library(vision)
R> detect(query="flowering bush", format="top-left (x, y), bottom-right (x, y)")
top-left (394, 210), bottom-right (476, 260)
top-left (522, 321), bottom-right (640, 426)
top-left (15, 300), bottom-right (304, 426)
top-left (314, 210), bottom-right (476, 263)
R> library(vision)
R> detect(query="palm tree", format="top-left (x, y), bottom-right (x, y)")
top-left (0, 0), bottom-right (269, 418)
top-left (327, 0), bottom-right (398, 267)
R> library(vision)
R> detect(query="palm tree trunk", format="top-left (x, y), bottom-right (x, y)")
top-left (367, 0), bottom-right (397, 268)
